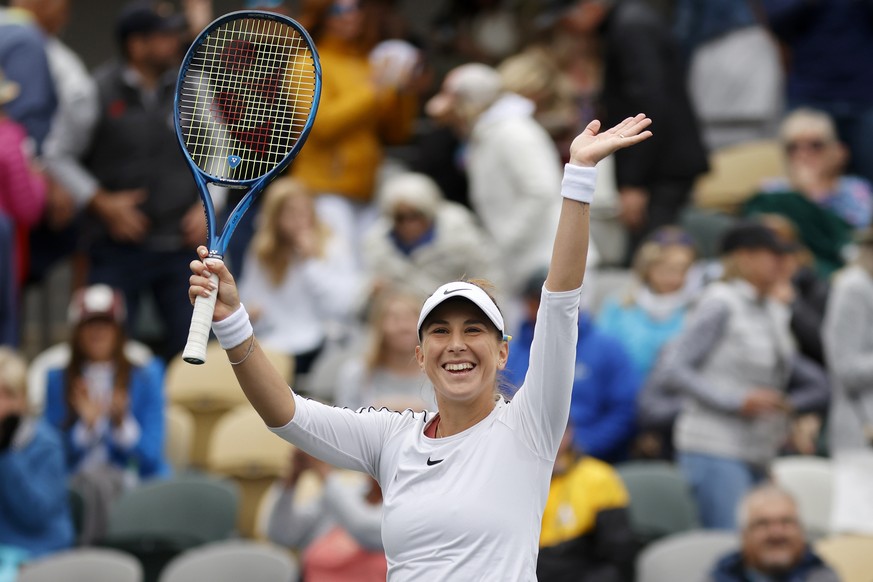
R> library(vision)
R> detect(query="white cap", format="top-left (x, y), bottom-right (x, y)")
top-left (417, 282), bottom-right (504, 338)
top-left (68, 284), bottom-right (126, 325)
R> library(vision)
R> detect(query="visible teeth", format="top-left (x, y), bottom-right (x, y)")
top-left (445, 363), bottom-right (473, 371)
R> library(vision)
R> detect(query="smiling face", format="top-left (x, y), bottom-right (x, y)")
top-left (415, 299), bottom-right (507, 410)
top-left (742, 493), bottom-right (806, 575)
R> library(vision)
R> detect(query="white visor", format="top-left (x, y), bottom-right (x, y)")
top-left (417, 282), bottom-right (504, 338)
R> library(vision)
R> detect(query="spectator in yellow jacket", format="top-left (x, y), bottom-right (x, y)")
top-left (294, 0), bottom-right (419, 253)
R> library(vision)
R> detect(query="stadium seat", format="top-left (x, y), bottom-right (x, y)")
top-left (693, 139), bottom-right (786, 211)
top-left (164, 404), bottom-right (195, 474)
top-left (67, 485), bottom-right (86, 545)
top-left (616, 460), bottom-right (700, 545)
top-left (99, 474), bottom-right (239, 582)
top-left (158, 540), bottom-right (298, 582)
top-left (164, 341), bottom-right (293, 467)
top-left (636, 529), bottom-right (738, 582)
top-left (18, 548), bottom-right (143, 582)
top-left (814, 535), bottom-right (873, 582)
top-left (772, 455), bottom-right (834, 539)
top-left (206, 404), bottom-right (294, 538)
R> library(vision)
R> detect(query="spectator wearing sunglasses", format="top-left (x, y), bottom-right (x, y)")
top-left (361, 171), bottom-right (503, 302)
top-left (744, 108), bottom-right (873, 276)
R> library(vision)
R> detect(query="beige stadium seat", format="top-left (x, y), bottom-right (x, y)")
top-left (164, 404), bottom-right (195, 473)
top-left (772, 455), bottom-right (834, 540)
top-left (158, 540), bottom-right (298, 582)
top-left (636, 530), bottom-right (738, 582)
top-left (814, 535), bottom-right (873, 582)
top-left (18, 548), bottom-right (143, 582)
top-left (165, 342), bottom-right (293, 467)
top-left (693, 139), bottom-right (786, 211)
top-left (207, 404), bottom-right (295, 539)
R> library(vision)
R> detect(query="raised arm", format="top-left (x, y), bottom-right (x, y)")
top-left (189, 249), bottom-right (296, 427)
top-left (545, 114), bottom-right (652, 292)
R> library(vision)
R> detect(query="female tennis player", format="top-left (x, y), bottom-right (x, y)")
top-left (189, 113), bottom-right (652, 580)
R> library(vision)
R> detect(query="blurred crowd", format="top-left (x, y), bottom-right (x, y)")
top-left (2, 0), bottom-right (873, 581)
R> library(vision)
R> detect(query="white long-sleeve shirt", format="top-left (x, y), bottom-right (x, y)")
top-left (270, 285), bottom-right (581, 581)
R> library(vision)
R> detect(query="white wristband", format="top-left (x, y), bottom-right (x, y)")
top-left (561, 164), bottom-right (597, 204)
top-left (212, 303), bottom-right (254, 350)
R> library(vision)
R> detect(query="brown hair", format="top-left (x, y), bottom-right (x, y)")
top-left (251, 177), bottom-right (331, 286)
top-left (64, 319), bottom-right (132, 429)
top-left (296, 0), bottom-right (379, 51)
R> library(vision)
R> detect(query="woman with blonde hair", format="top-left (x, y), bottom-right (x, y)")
top-left (334, 288), bottom-right (433, 412)
top-left (598, 226), bottom-right (698, 379)
top-left (239, 177), bottom-right (360, 376)
top-left (0, 347), bottom-right (73, 559)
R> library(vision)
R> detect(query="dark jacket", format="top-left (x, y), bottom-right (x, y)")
top-left (764, 0), bottom-right (873, 105)
top-left (82, 61), bottom-right (199, 251)
top-left (709, 547), bottom-right (840, 582)
top-left (599, 0), bottom-right (709, 188)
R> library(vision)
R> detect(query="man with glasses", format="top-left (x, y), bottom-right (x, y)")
top-left (708, 485), bottom-right (839, 582)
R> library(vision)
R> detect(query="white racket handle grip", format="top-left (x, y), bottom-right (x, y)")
top-left (183, 269), bottom-right (220, 365)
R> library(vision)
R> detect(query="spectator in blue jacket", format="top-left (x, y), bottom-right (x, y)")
top-left (0, 5), bottom-right (56, 152)
top-left (505, 268), bottom-right (642, 463)
top-left (43, 284), bottom-right (167, 543)
top-left (598, 226), bottom-right (698, 380)
top-left (0, 347), bottom-right (73, 560)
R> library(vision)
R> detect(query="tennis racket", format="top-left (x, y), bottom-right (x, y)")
top-left (175, 11), bottom-right (321, 364)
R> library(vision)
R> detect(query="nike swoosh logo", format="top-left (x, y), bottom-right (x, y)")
top-left (443, 288), bottom-right (465, 295)
top-left (426, 457), bottom-right (444, 466)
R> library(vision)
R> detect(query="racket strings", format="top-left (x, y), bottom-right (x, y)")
top-left (179, 15), bottom-right (317, 181)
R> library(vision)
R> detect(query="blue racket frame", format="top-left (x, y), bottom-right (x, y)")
top-left (174, 10), bottom-right (321, 364)
top-left (174, 10), bottom-right (322, 261)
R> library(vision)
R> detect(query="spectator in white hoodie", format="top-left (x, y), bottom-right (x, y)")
top-left (426, 63), bottom-right (584, 299)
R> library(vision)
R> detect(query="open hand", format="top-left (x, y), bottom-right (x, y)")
top-left (569, 113), bottom-right (653, 168)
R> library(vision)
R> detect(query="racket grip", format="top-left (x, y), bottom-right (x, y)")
top-left (182, 270), bottom-right (220, 365)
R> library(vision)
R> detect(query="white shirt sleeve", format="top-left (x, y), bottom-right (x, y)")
top-left (504, 285), bottom-right (581, 459)
top-left (269, 394), bottom-right (415, 478)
